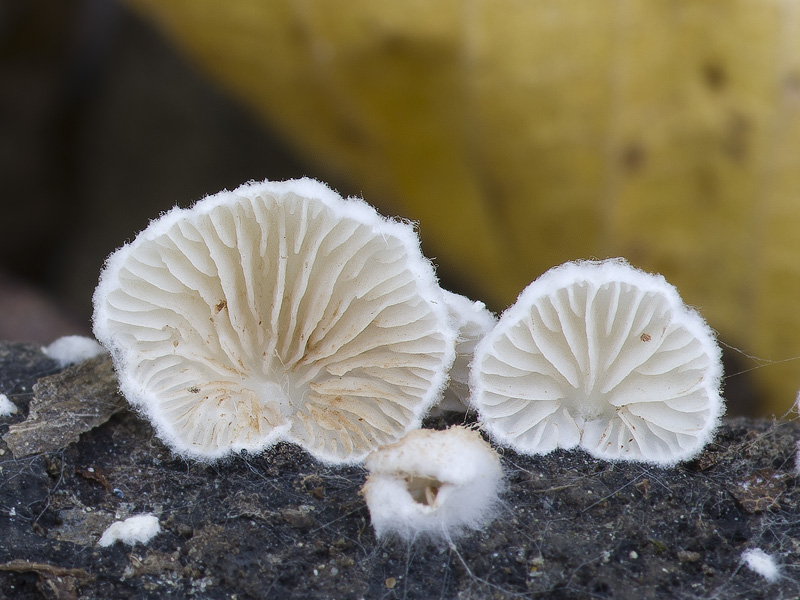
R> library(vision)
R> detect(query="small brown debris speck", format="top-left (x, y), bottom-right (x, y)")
top-left (635, 479), bottom-right (650, 499)
top-left (385, 577), bottom-right (397, 589)
top-left (640, 333), bottom-right (651, 342)
top-left (75, 466), bottom-right (111, 491)
top-left (678, 550), bottom-right (701, 563)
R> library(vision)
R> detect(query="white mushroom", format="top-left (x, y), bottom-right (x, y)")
top-left (795, 389), bottom-right (800, 476)
top-left (434, 290), bottom-right (497, 413)
top-left (361, 426), bottom-right (503, 542)
top-left (470, 258), bottom-right (724, 465)
top-left (92, 178), bottom-right (456, 464)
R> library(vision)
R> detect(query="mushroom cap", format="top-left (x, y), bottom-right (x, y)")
top-left (0, 394), bottom-right (18, 417)
top-left (93, 178), bottom-right (456, 463)
top-left (470, 258), bottom-right (724, 465)
top-left (362, 426), bottom-right (503, 541)
top-left (435, 290), bottom-right (497, 413)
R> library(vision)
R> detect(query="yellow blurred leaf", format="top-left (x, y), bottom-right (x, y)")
top-left (126, 0), bottom-right (800, 414)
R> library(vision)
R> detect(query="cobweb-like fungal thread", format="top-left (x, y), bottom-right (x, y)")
top-left (470, 259), bottom-right (724, 465)
top-left (93, 178), bottom-right (456, 464)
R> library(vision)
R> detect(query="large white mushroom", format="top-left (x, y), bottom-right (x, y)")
top-left (470, 258), bottom-right (724, 465)
top-left (93, 178), bottom-right (456, 464)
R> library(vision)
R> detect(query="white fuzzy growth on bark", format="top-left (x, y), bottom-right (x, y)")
top-left (42, 335), bottom-right (105, 367)
top-left (98, 514), bottom-right (161, 547)
top-left (362, 426), bottom-right (503, 542)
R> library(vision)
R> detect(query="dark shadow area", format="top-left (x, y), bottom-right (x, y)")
top-left (0, 0), bottom-right (316, 342)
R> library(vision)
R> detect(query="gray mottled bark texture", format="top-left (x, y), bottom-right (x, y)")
top-left (0, 340), bottom-right (798, 600)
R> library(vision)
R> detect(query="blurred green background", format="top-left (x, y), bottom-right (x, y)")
top-left (4, 0), bottom-right (800, 416)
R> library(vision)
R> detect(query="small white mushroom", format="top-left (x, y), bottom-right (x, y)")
top-left (362, 426), bottom-right (503, 542)
top-left (93, 178), bottom-right (456, 464)
top-left (434, 290), bottom-right (497, 413)
top-left (470, 258), bottom-right (724, 465)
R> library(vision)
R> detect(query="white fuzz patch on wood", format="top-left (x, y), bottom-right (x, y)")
top-left (362, 426), bottom-right (503, 542)
top-left (0, 393), bottom-right (18, 417)
top-left (42, 335), bottom-right (105, 367)
top-left (741, 548), bottom-right (779, 582)
top-left (471, 258), bottom-right (724, 465)
top-left (98, 514), bottom-right (161, 547)
top-left (92, 178), bottom-right (456, 464)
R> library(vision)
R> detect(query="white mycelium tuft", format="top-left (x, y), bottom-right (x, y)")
top-left (362, 426), bottom-right (503, 541)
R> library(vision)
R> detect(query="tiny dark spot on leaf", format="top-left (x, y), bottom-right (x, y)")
top-left (702, 62), bottom-right (727, 91)
top-left (621, 143), bottom-right (646, 172)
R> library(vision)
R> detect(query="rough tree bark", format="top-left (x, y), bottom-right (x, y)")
top-left (0, 341), bottom-right (798, 600)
